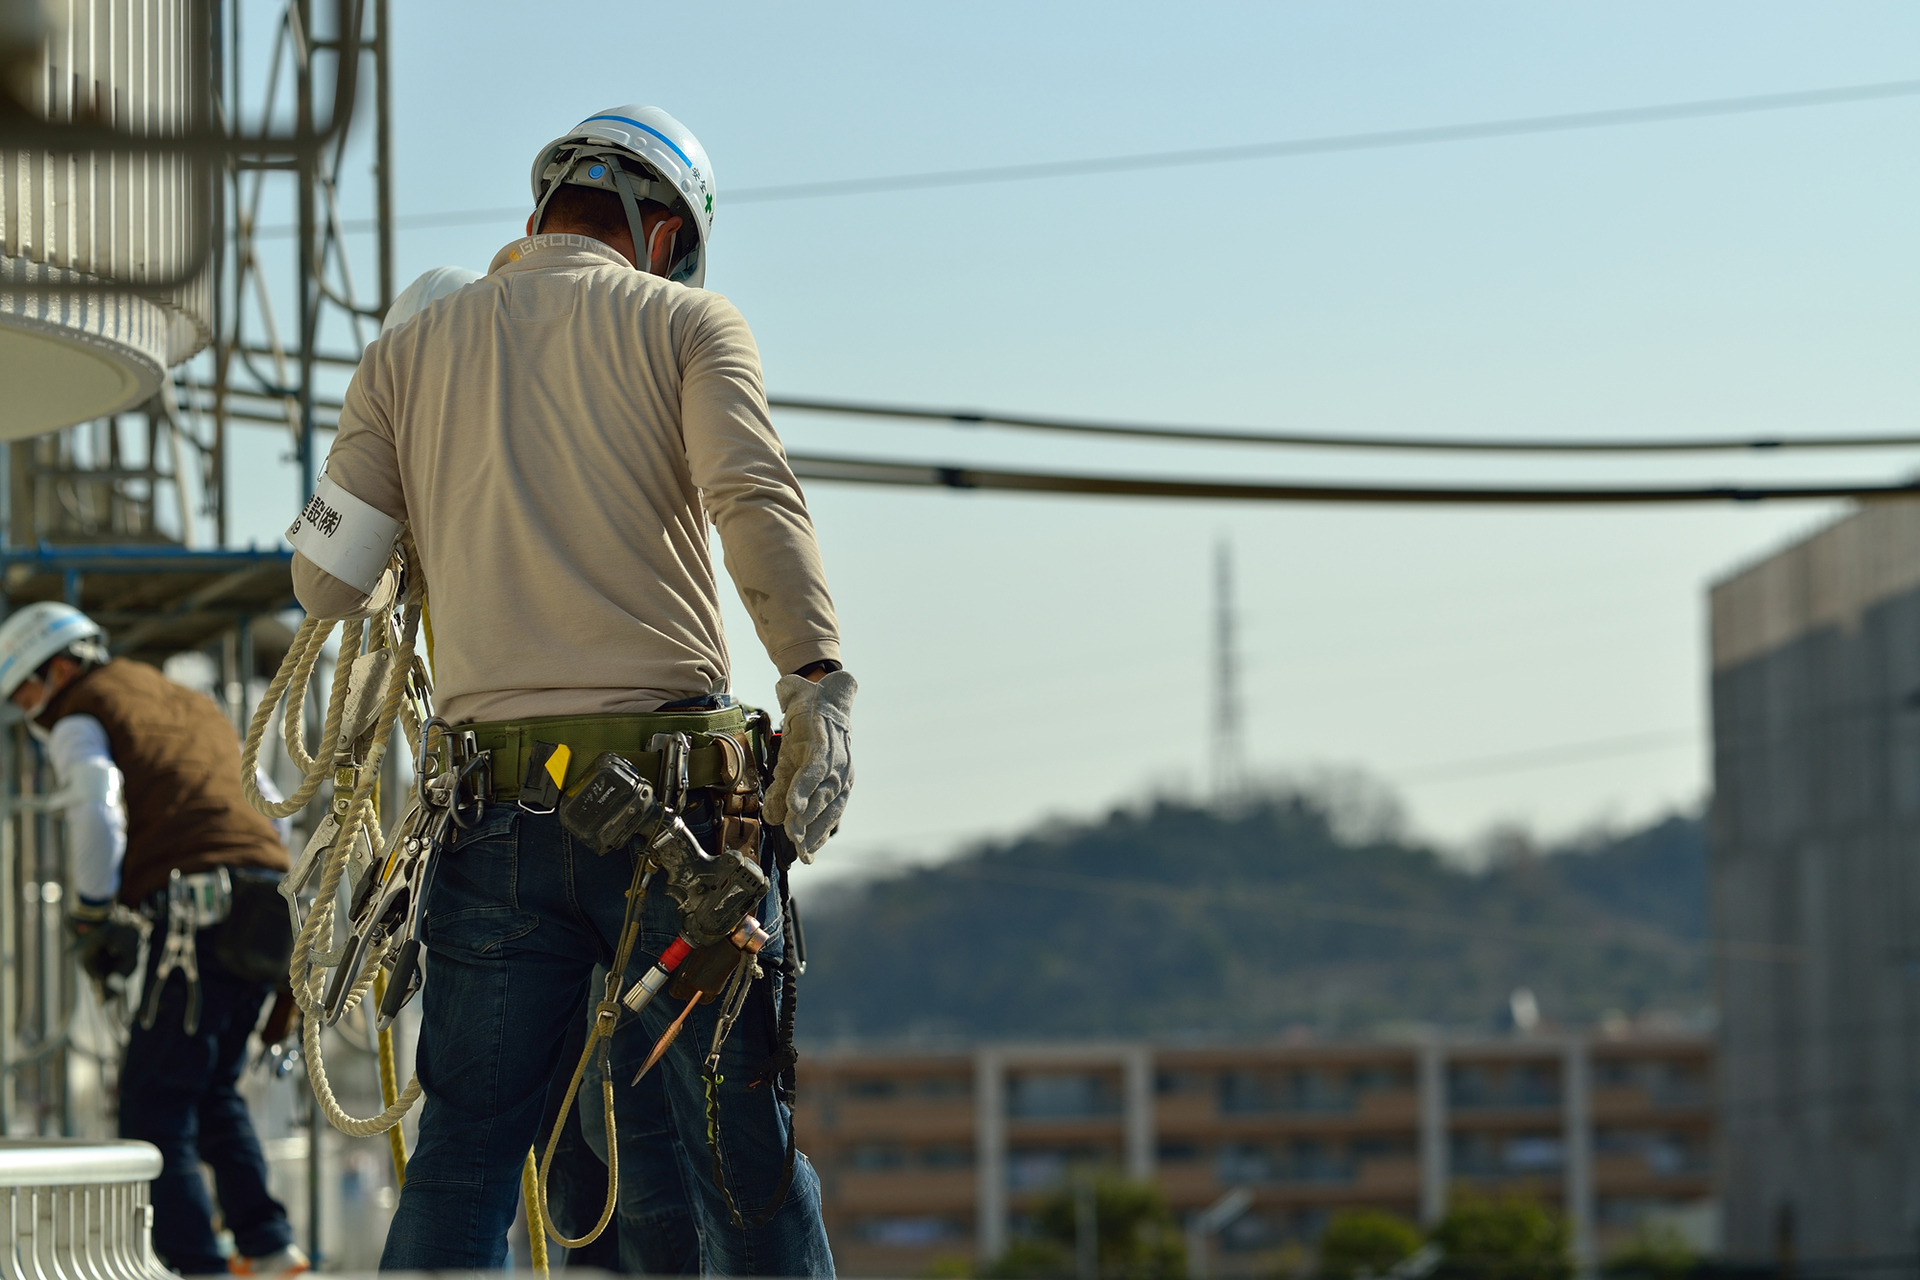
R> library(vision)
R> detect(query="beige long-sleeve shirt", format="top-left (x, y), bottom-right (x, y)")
top-left (292, 233), bottom-right (840, 723)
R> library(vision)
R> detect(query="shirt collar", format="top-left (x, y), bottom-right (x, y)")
top-left (487, 233), bottom-right (633, 276)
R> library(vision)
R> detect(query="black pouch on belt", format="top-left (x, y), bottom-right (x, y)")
top-left (214, 873), bottom-right (295, 986)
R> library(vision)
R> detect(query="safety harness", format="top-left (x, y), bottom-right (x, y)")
top-left (240, 540), bottom-right (804, 1255)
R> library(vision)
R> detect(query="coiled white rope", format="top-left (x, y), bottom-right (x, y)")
top-left (240, 566), bottom-right (425, 1136)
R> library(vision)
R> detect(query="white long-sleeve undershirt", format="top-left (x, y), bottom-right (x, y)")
top-left (48, 715), bottom-right (127, 906)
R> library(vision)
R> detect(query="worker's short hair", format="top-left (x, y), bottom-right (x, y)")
top-left (537, 184), bottom-right (693, 264)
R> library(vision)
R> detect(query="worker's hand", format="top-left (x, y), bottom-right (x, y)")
top-left (68, 902), bottom-right (143, 981)
top-left (763, 670), bottom-right (857, 862)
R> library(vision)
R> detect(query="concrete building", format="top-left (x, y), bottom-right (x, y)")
top-left (1710, 499), bottom-right (1920, 1267)
top-left (792, 1033), bottom-right (1714, 1277)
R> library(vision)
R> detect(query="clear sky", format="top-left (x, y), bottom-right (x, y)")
top-left (221, 2), bottom-right (1920, 880)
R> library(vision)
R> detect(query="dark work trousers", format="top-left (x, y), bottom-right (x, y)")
top-left (380, 802), bottom-right (831, 1273)
top-left (119, 914), bottom-right (294, 1273)
top-left (541, 976), bottom-right (702, 1273)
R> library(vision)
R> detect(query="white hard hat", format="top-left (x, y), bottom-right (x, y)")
top-left (382, 266), bottom-right (481, 336)
top-left (0, 602), bottom-right (106, 701)
top-left (529, 105), bottom-right (717, 287)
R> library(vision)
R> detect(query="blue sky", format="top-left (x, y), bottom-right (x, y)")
top-left (222, 2), bottom-right (1920, 877)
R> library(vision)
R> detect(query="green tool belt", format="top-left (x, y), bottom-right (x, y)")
top-left (465, 705), bottom-right (755, 801)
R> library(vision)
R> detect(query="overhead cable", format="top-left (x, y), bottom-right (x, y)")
top-left (727, 77), bottom-right (1920, 204)
top-left (771, 395), bottom-right (1920, 455)
top-left (786, 453), bottom-right (1920, 505)
top-left (257, 76), bottom-right (1920, 238)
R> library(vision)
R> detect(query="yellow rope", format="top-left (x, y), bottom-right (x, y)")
top-left (372, 970), bottom-right (407, 1187)
top-left (522, 1150), bottom-right (550, 1276)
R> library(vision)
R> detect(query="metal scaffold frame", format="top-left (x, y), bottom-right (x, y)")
top-left (0, 0), bottom-right (397, 1261)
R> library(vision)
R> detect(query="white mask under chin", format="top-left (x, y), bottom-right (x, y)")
top-left (20, 681), bottom-right (58, 743)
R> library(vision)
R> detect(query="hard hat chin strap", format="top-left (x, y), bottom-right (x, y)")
top-left (606, 163), bottom-right (653, 273)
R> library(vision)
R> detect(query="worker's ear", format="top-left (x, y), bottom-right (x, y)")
top-left (650, 216), bottom-right (683, 272)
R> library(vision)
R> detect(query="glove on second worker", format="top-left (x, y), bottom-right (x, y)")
top-left (762, 670), bottom-right (857, 862)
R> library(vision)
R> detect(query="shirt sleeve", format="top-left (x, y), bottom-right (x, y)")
top-left (49, 715), bottom-right (126, 906)
top-left (292, 345), bottom-right (407, 620)
top-left (679, 296), bottom-right (842, 675)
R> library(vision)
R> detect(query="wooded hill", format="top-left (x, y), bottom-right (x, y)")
top-left (795, 794), bottom-right (1707, 1043)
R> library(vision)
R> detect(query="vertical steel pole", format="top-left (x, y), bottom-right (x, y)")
top-left (0, 725), bottom-right (15, 1135)
top-left (297, 10), bottom-right (323, 1257)
top-left (373, 0), bottom-right (393, 317)
top-left (308, 1085), bottom-right (323, 1263)
top-left (295, 0), bottom-right (318, 508)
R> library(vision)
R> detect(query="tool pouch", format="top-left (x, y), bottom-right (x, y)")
top-left (558, 752), bottom-right (663, 855)
top-left (669, 939), bottom-right (750, 1004)
top-left (214, 871), bottom-right (297, 986)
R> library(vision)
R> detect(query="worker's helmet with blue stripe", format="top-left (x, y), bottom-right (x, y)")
top-left (0, 602), bottom-right (106, 702)
top-left (529, 105), bottom-right (717, 288)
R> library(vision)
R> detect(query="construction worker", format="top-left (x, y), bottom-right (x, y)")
top-left (289, 104), bottom-right (853, 1272)
top-left (0, 603), bottom-right (305, 1278)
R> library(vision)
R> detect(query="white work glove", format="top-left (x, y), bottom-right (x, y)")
top-left (762, 670), bottom-right (857, 862)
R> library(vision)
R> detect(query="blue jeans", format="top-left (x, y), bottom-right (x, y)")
top-left (379, 801), bottom-right (833, 1274)
top-left (119, 918), bottom-right (294, 1273)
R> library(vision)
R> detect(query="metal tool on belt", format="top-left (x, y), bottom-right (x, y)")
top-left (139, 867), bottom-right (233, 1034)
top-left (318, 717), bottom-right (490, 1029)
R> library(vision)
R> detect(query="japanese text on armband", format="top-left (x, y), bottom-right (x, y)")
top-left (290, 492), bottom-right (344, 541)
top-left (286, 474), bottom-right (404, 594)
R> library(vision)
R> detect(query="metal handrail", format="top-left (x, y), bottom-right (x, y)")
top-left (0, 1140), bottom-right (171, 1280)
top-left (0, 1140), bottom-right (160, 1187)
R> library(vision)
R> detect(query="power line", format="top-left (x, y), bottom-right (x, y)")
top-left (771, 396), bottom-right (1920, 455)
top-left (725, 76), bottom-right (1920, 204)
top-left (1396, 729), bottom-right (1700, 785)
top-left (253, 76), bottom-right (1920, 238)
top-left (785, 453), bottom-right (1920, 505)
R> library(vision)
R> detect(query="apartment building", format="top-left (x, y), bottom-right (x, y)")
top-left (1709, 500), bottom-right (1920, 1265)
top-left (792, 1033), bottom-right (1713, 1278)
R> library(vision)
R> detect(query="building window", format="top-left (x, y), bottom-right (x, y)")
top-left (1593, 1058), bottom-right (1711, 1108)
top-left (1157, 1141), bottom-right (1202, 1163)
top-left (1450, 1131), bottom-right (1565, 1176)
top-left (846, 1143), bottom-right (907, 1171)
top-left (1447, 1062), bottom-right (1561, 1109)
top-left (916, 1075), bottom-right (971, 1099)
top-left (1347, 1065), bottom-right (1414, 1093)
top-left (1218, 1069), bottom-right (1356, 1115)
top-left (1216, 1140), bottom-right (1356, 1184)
top-left (845, 1078), bottom-right (900, 1100)
top-left (1008, 1146), bottom-right (1115, 1190)
top-left (921, 1144), bottom-right (973, 1170)
top-left (1596, 1128), bottom-right (1708, 1175)
top-left (855, 1216), bottom-right (963, 1247)
top-left (1007, 1071), bottom-right (1123, 1119)
top-left (1156, 1070), bottom-right (1207, 1096)
top-left (1351, 1135), bottom-right (1415, 1161)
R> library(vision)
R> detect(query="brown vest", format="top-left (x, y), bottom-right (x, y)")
top-left (43, 659), bottom-right (289, 904)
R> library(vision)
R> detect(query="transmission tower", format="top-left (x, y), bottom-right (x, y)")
top-left (1211, 537), bottom-right (1246, 798)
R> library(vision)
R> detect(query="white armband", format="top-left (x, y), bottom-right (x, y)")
top-left (287, 474), bottom-right (403, 594)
